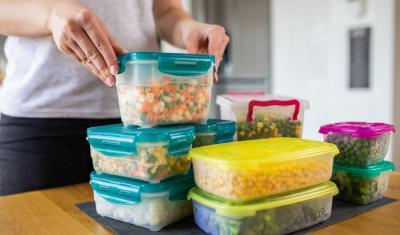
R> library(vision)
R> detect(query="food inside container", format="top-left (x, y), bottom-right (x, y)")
top-left (216, 93), bottom-right (309, 141)
top-left (116, 52), bottom-right (215, 127)
top-left (90, 172), bottom-right (194, 231)
top-left (320, 122), bottom-right (395, 166)
top-left (87, 124), bottom-right (195, 183)
top-left (331, 161), bottom-right (395, 205)
top-left (193, 119), bottom-right (236, 147)
top-left (188, 182), bottom-right (338, 235)
top-left (189, 138), bottom-right (339, 200)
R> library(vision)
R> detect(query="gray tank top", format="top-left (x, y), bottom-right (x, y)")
top-left (1, 0), bottom-right (159, 118)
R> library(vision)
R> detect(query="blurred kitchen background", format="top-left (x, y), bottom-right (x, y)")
top-left (0, 0), bottom-right (399, 168)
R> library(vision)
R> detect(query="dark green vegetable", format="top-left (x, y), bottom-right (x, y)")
top-left (325, 133), bottom-right (390, 166)
top-left (193, 133), bottom-right (216, 147)
top-left (193, 195), bottom-right (332, 235)
top-left (331, 171), bottom-right (389, 205)
top-left (237, 114), bottom-right (302, 141)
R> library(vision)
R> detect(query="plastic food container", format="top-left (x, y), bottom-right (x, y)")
top-left (193, 119), bottom-right (236, 147)
top-left (116, 52), bottom-right (215, 127)
top-left (87, 124), bottom-right (195, 183)
top-left (331, 161), bottom-right (395, 205)
top-left (320, 122), bottom-right (395, 166)
top-left (216, 93), bottom-right (309, 141)
top-left (189, 138), bottom-right (339, 200)
top-left (90, 172), bottom-right (194, 231)
top-left (188, 182), bottom-right (338, 235)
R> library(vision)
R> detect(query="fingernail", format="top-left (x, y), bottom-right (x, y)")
top-left (105, 76), bottom-right (115, 87)
top-left (110, 65), bottom-right (119, 75)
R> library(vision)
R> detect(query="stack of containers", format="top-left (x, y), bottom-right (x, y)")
top-left (319, 122), bottom-right (396, 205)
top-left (216, 93), bottom-right (309, 141)
top-left (188, 138), bottom-right (340, 235)
top-left (86, 52), bottom-right (224, 231)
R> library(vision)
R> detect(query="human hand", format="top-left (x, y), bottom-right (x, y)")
top-left (182, 22), bottom-right (229, 81)
top-left (47, 0), bottom-right (126, 86)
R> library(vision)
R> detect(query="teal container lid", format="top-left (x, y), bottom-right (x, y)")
top-left (90, 172), bottom-right (195, 205)
top-left (333, 161), bottom-right (395, 177)
top-left (118, 52), bottom-right (215, 76)
top-left (87, 124), bottom-right (195, 157)
top-left (194, 119), bottom-right (236, 144)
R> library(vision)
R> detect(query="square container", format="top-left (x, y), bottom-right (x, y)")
top-left (189, 138), bottom-right (339, 200)
top-left (87, 124), bottom-right (195, 183)
top-left (116, 52), bottom-right (215, 127)
top-left (188, 182), bottom-right (338, 235)
top-left (90, 172), bottom-right (194, 231)
top-left (320, 122), bottom-right (395, 166)
top-left (193, 119), bottom-right (236, 147)
top-left (216, 93), bottom-right (309, 141)
top-left (331, 161), bottom-right (395, 205)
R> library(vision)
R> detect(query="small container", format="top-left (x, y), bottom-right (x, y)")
top-left (216, 93), bottom-right (309, 141)
top-left (319, 122), bottom-right (395, 166)
top-left (193, 119), bottom-right (236, 147)
top-left (188, 182), bottom-right (338, 235)
top-left (189, 138), bottom-right (339, 200)
top-left (87, 124), bottom-right (195, 183)
top-left (331, 161), bottom-right (395, 205)
top-left (116, 52), bottom-right (215, 127)
top-left (90, 172), bottom-right (194, 231)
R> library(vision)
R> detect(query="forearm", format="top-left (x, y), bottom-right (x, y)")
top-left (153, 0), bottom-right (194, 48)
top-left (0, 0), bottom-right (58, 37)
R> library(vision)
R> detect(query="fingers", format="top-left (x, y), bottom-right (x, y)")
top-left (79, 12), bottom-right (119, 77)
top-left (99, 20), bottom-right (127, 55)
top-left (186, 36), bottom-right (200, 54)
top-left (64, 45), bottom-right (102, 78)
top-left (207, 26), bottom-right (226, 71)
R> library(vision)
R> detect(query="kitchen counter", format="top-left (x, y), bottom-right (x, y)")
top-left (0, 173), bottom-right (399, 235)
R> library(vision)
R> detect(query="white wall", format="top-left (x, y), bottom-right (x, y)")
top-left (271, 0), bottom-right (395, 160)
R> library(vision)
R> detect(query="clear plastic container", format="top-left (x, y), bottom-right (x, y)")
top-left (320, 122), bottom-right (395, 166)
top-left (90, 172), bottom-right (194, 231)
top-left (331, 161), bottom-right (395, 205)
top-left (216, 93), bottom-right (309, 141)
top-left (87, 124), bottom-right (195, 183)
top-left (116, 52), bottom-right (215, 127)
top-left (188, 182), bottom-right (338, 235)
top-left (193, 119), bottom-right (236, 147)
top-left (189, 138), bottom-right (339, 200)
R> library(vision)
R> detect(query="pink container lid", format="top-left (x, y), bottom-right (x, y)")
top-left (319, 122), bottom-right (396, 138)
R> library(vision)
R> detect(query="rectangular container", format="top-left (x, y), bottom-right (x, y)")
top-left (87, 124), bottom-right (195, 183)
top-left (188, 182), bottom-right (338, 235)
top-left (331, 161), bottom-right (395, 205)
top-left (90, 172), bottom-right (194, 231)
top-left (320, 122), bottom-right (395, 166)
top-left (193, 119), bottom-right (236, 147)
top-left (116, 52), bottom-right (215, 127)
top-left (216, 93), bottom-right (309, 141)
top-left (189, 138), bottom-right (339, 200)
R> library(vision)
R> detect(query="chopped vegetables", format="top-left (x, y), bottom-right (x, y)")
top-left (192, 157), bottom-right (333, 200)
top-left (237, 114), bottom-right (302, 141)
top-left (192, 195), bottom-right (333, 235)
top-left (193, 133), bottom-right (217, 147)
top-left (94, 192), bottom-right (193, 231)
top-left (117, 75), bottom-right (212, 127)
top-left (324, 133), bottom-right (390, 166)
top-left (331, 171), bottom-right (390, 205)
top-left (90, 144), bottom-right (190, 183)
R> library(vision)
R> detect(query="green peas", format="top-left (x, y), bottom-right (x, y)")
top-left (325, 133), bottom-right (390, 166)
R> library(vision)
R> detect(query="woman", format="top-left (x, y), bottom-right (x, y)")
top-left (0, 0), bottom-right (229, 195)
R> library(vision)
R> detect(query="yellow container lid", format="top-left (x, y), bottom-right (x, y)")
top-left (189, 138), bottom-right (339, 167)
top-left (188, 181), bottom-right (339, 217)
